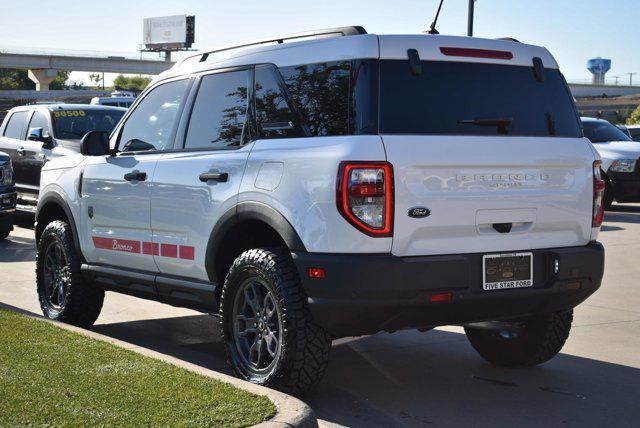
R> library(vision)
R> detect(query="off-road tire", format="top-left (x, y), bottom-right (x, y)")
top-left (36, 220), bottom-right (104, 327)
top-left (465, 310), bottom-right (573, 367)
top-left (220, 248), bottom-right (332, 395)
top-left (0, 219), bottom-right (12, 240)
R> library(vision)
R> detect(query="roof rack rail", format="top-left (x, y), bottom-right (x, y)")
top-left (181, 26), bottom-right (367, 65)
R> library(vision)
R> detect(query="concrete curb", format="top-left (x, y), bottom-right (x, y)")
top-left (0, 302), bottom-right (318, 428)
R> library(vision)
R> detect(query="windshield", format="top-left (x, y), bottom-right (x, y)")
top-left (582, 120), bottom-right (632, 143)
top-left (52, 109), bottom-right (125, 140)
top-left (379, 60), bottom-right (581, 137)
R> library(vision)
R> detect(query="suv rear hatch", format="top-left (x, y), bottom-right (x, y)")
top-left (377, 36), bottom-right (596, 256)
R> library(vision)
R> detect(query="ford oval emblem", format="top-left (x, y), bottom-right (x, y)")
top-left (408, 207), bottom-right (430, 218)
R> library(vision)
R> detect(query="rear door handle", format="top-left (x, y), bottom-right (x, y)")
top-left (124, 170), bottom-right (147, 182)
top-left (17, 147), bottom-right (26, 156)
top-left (199, 172), bottom-right (228, 183)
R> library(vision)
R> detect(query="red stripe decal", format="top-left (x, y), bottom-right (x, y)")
top-left (92, 237), bottom-right (141, 253)
top-left (161, 243), bottom-right (178, 258)
top-left (142, 241), bottom-right (159, 256)
top-left (179, 246), bottom-right (195, 260)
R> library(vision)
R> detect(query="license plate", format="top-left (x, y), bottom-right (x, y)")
top-left (483, 252), bottom-right (533, 290)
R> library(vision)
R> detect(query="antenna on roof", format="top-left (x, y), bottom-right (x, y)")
top-left (426, 0), bottom-right (446, 34)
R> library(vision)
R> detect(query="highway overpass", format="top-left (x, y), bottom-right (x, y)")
top-left (0, 47), bottom-right (174, 90)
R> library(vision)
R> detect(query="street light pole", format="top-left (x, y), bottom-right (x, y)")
top-left (628, 72), bottom-right (638, 86)
top-left (467, 0), bottom-right (475, 36)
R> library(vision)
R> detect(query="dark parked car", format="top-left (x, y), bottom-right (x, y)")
top-left (0, 151), bottom-right (16, 239)
top-left (626, 125), bottom-right (640, 142)
top-left (0, 104), bottom-right (126, 212)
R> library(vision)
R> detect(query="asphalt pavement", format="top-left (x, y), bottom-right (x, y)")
top-left (1, 208), bottom-right (639, 427)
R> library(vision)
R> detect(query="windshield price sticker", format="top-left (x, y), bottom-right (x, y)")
top-left (53, 110), bottom-right (86, 118)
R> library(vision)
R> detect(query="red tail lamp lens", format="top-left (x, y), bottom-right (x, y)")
top-left (336, 162), bottom-right (394, 237)
top-left (592, 161), bottom-right (605, 228)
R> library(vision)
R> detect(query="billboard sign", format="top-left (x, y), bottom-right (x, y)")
top-left (143, 15), bottom-right (194, 50)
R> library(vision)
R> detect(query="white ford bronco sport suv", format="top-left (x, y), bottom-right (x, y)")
top-left (35, 27), bottom-right (605, 394)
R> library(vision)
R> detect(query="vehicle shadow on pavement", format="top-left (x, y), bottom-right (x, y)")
top-left (305, 330), bottom-right (640, 427)
top-left (85, 313), bottom-right (640, 427)
top-left (91, 314), bottom-right (232, 373)
top-left (0, 233), bottom-right (36, 263)
top-left (604, 204), bottom-right (640, 224)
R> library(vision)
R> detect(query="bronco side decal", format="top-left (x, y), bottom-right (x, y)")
top-left (92, 237), bottom-right (194, 260)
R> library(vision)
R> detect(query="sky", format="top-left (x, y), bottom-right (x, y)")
top-left (0, 0), bottom-right (638, 86)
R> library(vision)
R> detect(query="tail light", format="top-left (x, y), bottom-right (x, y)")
top-left (336, 161), bottom-right (394, 237)
top-left (592, 160), bottom-right (605, 227)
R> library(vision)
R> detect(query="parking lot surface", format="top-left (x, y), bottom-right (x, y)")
top-left (1, 208), bottom-right (639, 427)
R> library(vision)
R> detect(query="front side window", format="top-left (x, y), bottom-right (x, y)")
top-left (3, 111), bottom-right (28, 139)
top-left (118, 79), bottom-right (190, 152)
top-left (52, 109), bottom-right (125, 140)
top-left (28, 111), bottom-right (50, 136)
top-left (279, 61), bottom-right (350, 137)
top-left (184, 70), bottom-right (250, 149)
top-left (582, 120), bottom-right (632, 143)
top-left (255, 65), bottom-right (302, 139)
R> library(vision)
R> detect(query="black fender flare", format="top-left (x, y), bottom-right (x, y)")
top-left (35, 193), bottom-right (85, 262)
top-left (204, 201), bottom-right (306, 282)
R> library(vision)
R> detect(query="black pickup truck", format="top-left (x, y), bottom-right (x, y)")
top-left (0, 151), bottom-right (16, 239)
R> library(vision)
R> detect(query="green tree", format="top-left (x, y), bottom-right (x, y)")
top-left (88, 73), bottom-right (103, 88)
top-left (0, 69), bottom-right (34, 90)
top-left (49, 70), bottom-right (71, 90)
top-left (113, 75), bottom-right (151, 92)
top-left (0, 69), bottom-right (71, 90)
top-left (627, 105), bottom-right (640, 125)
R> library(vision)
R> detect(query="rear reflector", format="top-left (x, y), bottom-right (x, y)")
top-left (440, 47), bottom-right (513, 60)
top-left (307, 267), bottom-right (325, 279)
top-left (429, 292), bottom-right (452, 303)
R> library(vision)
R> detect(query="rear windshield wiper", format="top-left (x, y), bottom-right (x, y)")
top-left (458, 118), bottom-right (513, 135)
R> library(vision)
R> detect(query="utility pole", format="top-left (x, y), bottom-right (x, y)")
top-left (628, 72), bottom-right (638, 86)
top-left (467, 0), bottom-right (475, 36)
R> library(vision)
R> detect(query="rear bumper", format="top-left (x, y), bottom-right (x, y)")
top-left (293, 242), bottom-right (604, 338)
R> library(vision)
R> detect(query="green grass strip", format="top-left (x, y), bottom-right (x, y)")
top-left (0, 309), bottom-right (275, 427)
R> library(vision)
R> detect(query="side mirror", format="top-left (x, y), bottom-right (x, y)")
top-left (28, 127), bottom-right (54, 149)
top-left (121, 138), bottom-right (155, 152)
top-left (80, 131), bottom-right (110, 156)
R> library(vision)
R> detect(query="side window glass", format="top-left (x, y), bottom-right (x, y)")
top-left (279, 61), bottom-right (350, 136)
top-left (3, 111), bottom-right (28, 140)
top-left (27, 111), bottom-right (51, 136)
top-left (255, 65), bottom-right (303, 139)
top-left (118, 79), bottom-right (190, 152)
top-left (184, 69), bottom-right (250, 149)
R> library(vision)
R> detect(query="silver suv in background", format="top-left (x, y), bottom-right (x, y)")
top-left (582, 117), bottom-right (640, 208)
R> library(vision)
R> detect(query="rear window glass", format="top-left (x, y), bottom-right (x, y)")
top-left (3, 111), bottom-right (28, 139)
top-left (279, 61), bottom-right (350, 136)
top-left (379, 60), bottom-right (581, 137)
top-left (53, 109), bottom-right (125, 140)
top-left (582, 120), bottom-right (632, 143)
